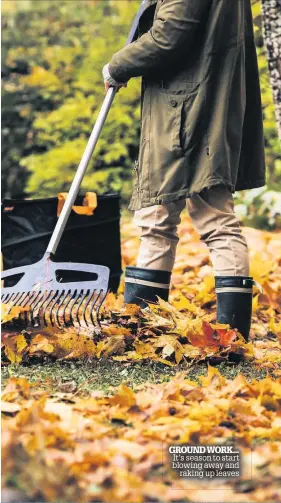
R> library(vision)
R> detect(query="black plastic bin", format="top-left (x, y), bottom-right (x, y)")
top-left (1, 193), bottom-right (122, 293)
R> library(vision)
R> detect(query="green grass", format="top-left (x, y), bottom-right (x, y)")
top-left (1, 359), bottom-right (275, 396)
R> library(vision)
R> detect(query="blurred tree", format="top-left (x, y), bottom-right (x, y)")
top-left (2, 0), bottom-right (141, 201)
top-left (251, 0), bottom-right (281, 189)
top-left (261, 0), bottom-right (281, 140)
top-left (1, 1), bottom-right (52, 197)
top-left (1, 0), bottom-right (281, 201)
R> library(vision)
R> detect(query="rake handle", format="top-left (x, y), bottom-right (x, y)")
top-left (47, 0), bottom-right (146, 256)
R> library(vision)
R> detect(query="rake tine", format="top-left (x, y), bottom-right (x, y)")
top-left (45, 290), bottom-right (61, 326)
top-left (2, 293), bottom-right (11, 304)
top-left (78, 290), bottom-right (90, 327)
top-left (69, 290), bottom-right (82, 327)
top-left (3, 295), bottom-right (13, 309)
top-left (54, 290), bottom-right (69, 328)
top-left (71, 290), bottom-right (86, 327)
top-left (41, 290), bottom-right (56, 326)
top-left (96, 290), bottom-right (107, 324)
top-left (9, 292), bottom-right (24, 307)
top-left (23, 292), bottom-right (38, 323)
top-left (19, 292), bottom-right (29, 325)
top-left (29, 291), bottom-right (42, 310)
top-left (15, 293), bottom-right (28, 320)
top-left (82, 290), bottom-right (92, 327)
top-left (6, 293), bottom-right (18, 307)
top-left (92, 290), bottom-right (107, 326)
top-left (88, 290), bottom-right (100, 325)
top-left (21, 291), bottom-right (36, 308)
top-left (49, 290), bottom-right (63, 327)
top-left (31, 291), bottom-right (46, 314)
top-left (17, 292), bottom-right (35, 325)
top-left (43, 290), bottom-right (58, 326)
top-left (62, 290), bottom-right (76, 326)
top-left (2, 293), bottom-right (22, 324)
top-left (34, 291), bottom-right (52, 319)
top-left (29, 292), bottom-right (43, 326)
top-left (14, 292), bottom-right (27, 307)
top-left (17, 292), bottom-right (35, 324)
top-left (48, 291), bottom-right (61, 327)
top-left (30, 291), bottom-right (48, 327)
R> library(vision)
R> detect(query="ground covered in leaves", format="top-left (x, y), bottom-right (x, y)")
top-left (2, 212), bottom-right (281, 502)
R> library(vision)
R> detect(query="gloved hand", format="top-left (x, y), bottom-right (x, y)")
top-left (102, 64), bottom-right (127, 92)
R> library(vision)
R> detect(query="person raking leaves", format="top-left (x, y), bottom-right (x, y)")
top-left (103, 0), bottom-right (265, 341)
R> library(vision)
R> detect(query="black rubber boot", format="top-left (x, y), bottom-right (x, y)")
top-left (215, 276), bottom-right (254, 341)
top-left (124, 266), bottom-right (171, 307)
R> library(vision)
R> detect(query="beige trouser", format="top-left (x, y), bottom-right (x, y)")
top-left (134, 185), bottom-right (249, 277)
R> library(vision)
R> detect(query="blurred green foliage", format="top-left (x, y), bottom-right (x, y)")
top-left (251, 0), bottom-right (281, 191)
top-left (2, 0), bottom-right (141, 201)
top-left (233, 0), bottom-right (281, 230)
top-left (1, 0), bottom-right (281, 206)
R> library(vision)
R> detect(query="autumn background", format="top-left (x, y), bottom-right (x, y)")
top-left (1, 1), bottom-right (281, 503)
top-left (2, 0), bottom-right (281, 226)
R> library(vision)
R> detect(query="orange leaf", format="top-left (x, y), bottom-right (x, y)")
top-left (109, 384), bottom-right (136, 408)
top-left (57, 192), bottom-right (97, 216)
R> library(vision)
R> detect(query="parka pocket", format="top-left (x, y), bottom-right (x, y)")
top-left (158, 83), bottom-right (201, 156)
top-left (170, 98), bottom-right (184, 155)
top-left (179, 88), bottom-right (203, 153)
top-left (147, 82), bottom-right (203, 198)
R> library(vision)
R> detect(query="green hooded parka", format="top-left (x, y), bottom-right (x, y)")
top-left (109, 0), bottom-right (266, 211)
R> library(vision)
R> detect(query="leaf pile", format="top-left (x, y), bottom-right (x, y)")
top-left (2, 215), bottom-right (281, 368)
top-left (2, 214), bottom-right (281, 503)
top-left (2, 367), bottom-right (281, 502)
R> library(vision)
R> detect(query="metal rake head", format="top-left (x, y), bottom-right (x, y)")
top-left (1, 254), bottom-right (110, 329)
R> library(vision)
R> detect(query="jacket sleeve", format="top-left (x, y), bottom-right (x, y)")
top-left (108, 0), bottom-right (211, 82)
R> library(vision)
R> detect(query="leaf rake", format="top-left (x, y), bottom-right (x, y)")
top-left (1, 1), bottom-right (147, 329)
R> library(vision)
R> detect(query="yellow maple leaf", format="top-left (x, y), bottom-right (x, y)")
top-left (4, 335), bottom-right (28, 364)
top-left (199, 365), bottom-right (226, 387)
top-left (1, 303), bottom-right (30, 324)
top-left (195, 275), bottom-right (215, 302)
top-left (109, 384), bottom-right (136, 408)
top-left (29, 334), bottom-right (55, 355)
top-left (173, 295), bottom-right (198, 313)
